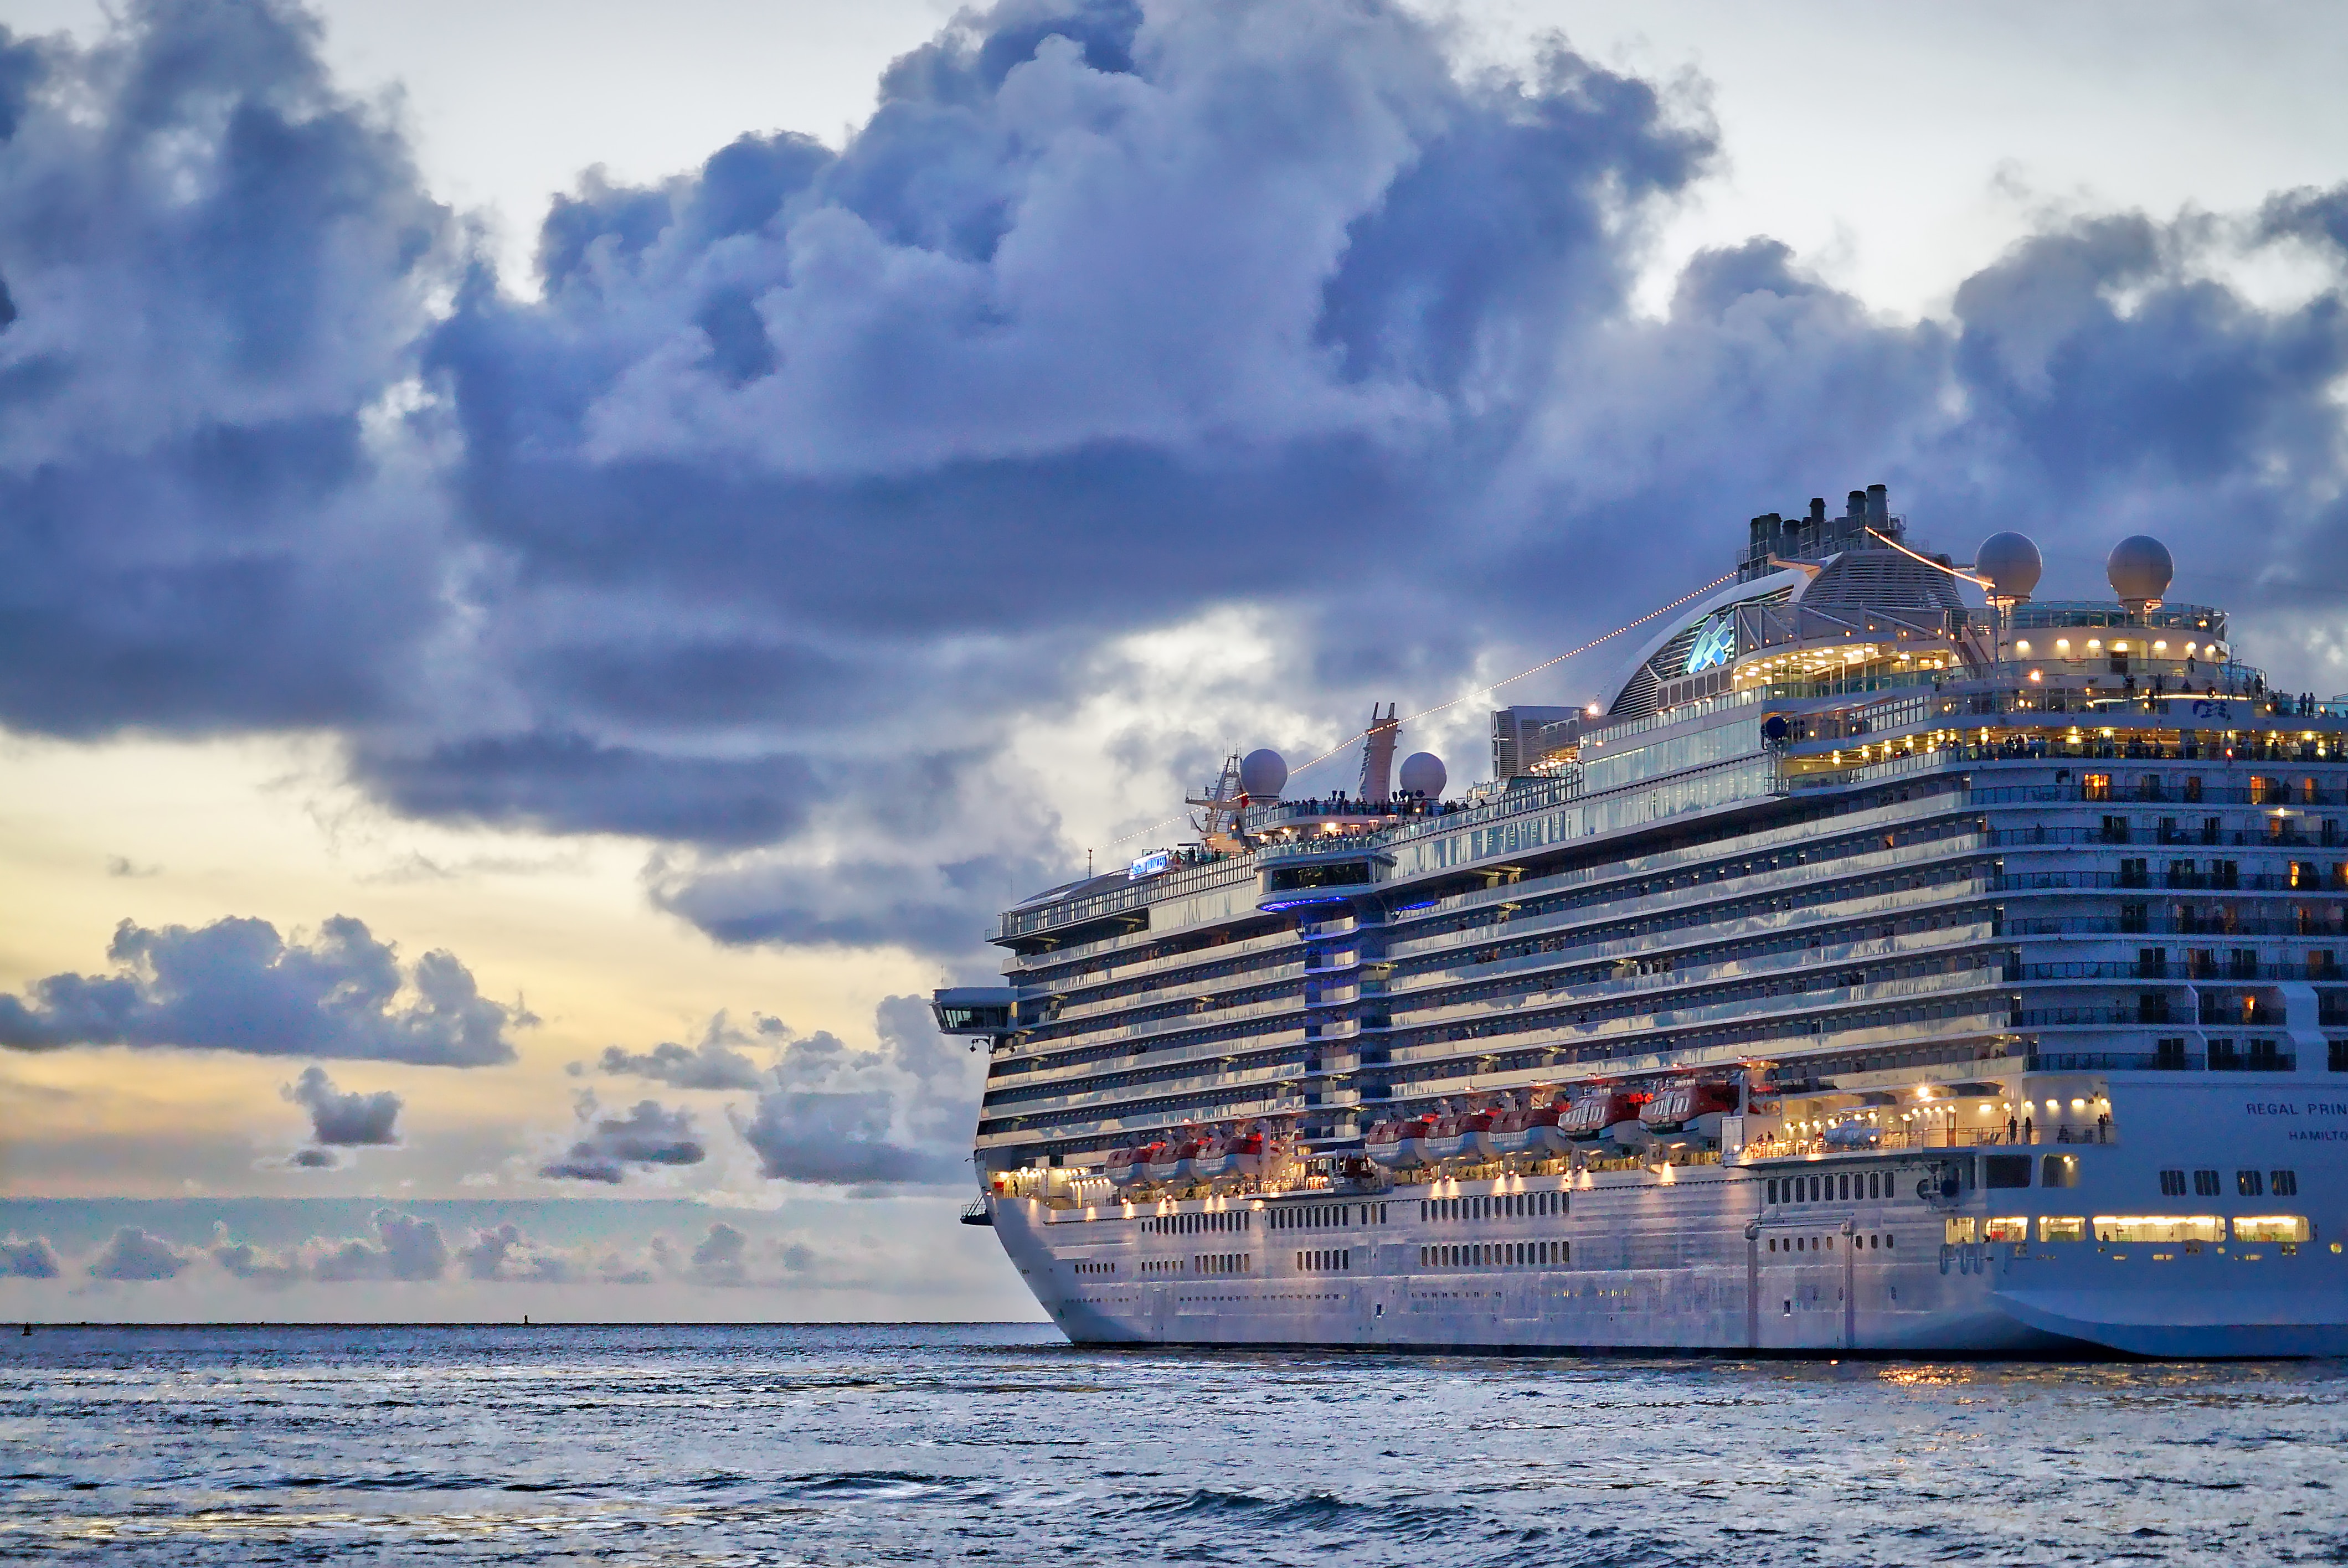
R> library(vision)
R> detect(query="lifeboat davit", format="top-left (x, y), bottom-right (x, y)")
top-left (1639, 1080), bottom-right (1738, 1146)
top-left (1487, 1094), bottom-right (1571, 1159)
top-left (1561, 1089), bottom-right (1647, 1148)
top-left (1227, 1123), bottom-right (1272, 1180)
top-left (1364, 1113), bottom-right (1436, 1168)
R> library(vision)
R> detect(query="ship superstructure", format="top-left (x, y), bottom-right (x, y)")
top-left (936, 487), bottom-right (2348, 1355)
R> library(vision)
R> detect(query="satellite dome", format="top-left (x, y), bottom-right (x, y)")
top-left (1397, 752), bottom-right (1447, 800)
top-left (1974, 532), bottom-right (2042, 602)
top-left (1238, 748), bottom-right (1289, 800)
top-left (2107, 535), bottom-right (2174, 607)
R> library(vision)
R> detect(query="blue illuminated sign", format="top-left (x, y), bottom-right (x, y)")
top-left (1684, 613), bottom-right (1736, 674)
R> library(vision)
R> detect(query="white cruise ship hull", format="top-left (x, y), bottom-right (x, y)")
top-left (990, 1071), bottom-right (2348, 1357)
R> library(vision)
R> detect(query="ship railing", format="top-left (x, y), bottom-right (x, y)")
top-left (1741, 1124), bottom-right (2112, 1161)
top-left (2021, 961), bottom-right (2344, 984)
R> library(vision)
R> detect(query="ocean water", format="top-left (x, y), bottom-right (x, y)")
top-left (3, 1325), bottom-right (2345, 1565)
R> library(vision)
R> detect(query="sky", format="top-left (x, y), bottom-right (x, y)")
top-left (0, 0), bottom-right (2344, 1323)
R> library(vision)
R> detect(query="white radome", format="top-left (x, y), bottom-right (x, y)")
top-left (2107, 535), bottom-right (2174, 605)
top-left (1397, 752), bottom-right (1446, 799)
top-left (1974, 532), bottom-right (2042, 601)
top-left (1239, 749), bottom-right (1289, 799)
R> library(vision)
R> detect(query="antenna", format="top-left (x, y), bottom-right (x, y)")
top-left (1186, 752), bottom-right (1249, 853)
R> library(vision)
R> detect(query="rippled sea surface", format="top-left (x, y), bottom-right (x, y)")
top-left (5, 1325), bottom-right (2346, 1565)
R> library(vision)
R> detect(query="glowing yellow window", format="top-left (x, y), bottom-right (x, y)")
top-left (1985, 1217), bottom-right (2028, 1242)
top-left (1944, 1218), bottom-right (1979, 1244)
top-left (2093, 1215), bottom-right (2224, 1244)
top-left (2040, 1217), bottom-right (2087, 1242)
top-left (2233, 1216), bottom-right (2311, 1243)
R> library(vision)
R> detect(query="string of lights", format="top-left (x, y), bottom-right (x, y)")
top-left (1866, 525), bottom-right (1991, 590)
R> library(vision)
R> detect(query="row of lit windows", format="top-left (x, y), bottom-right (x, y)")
top-left (1948, 1215), bottom-right (2315, 1244)
top-left (1421, 1192), bottom-right (1567, 1223)
top-left (1298, 1249), bottom-right (1352, 1272)
top-left (1419, 1241), bottom-right (1568, 1268)
top-left (1198, 1254), bottom-right (1251, 1275)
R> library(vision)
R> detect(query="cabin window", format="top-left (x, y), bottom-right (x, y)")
top-left (1985, 1217), bottom-right (2027, 1242)
top-left (2040, 1216), bottom-right (2086, 1242)
top-left (2041, 1155), bottom-right (2079, 1189)
top-left (1984, 1156), bottom-right (2032, 1189)
top-left (2093, 1215), bottom-right (2222, 1244)
top-left (2233, 1216), bottom-right (2310, 1243)
top-left (2273, 1170), bottom-right (2299, 1196)
top-left (2159, 1169), bottom-right (2186, 1196)
top-left (1767, 1180), bottom-right (1778, 1204)
top-left (2238, 1170), bottom-right (2265, 1197)
top-left (2194, 1169), bottom-right (2221, 1196)
top-left (1944, 1218), bottom-right (1978, 1244)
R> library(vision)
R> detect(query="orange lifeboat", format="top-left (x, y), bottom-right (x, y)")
top-left (1639, 1080), bottom-right (1738, 1144)
top-left (1365, 1112), bottom-right (1436, 1168)
top-left (1560, 1089), bottom-right (1647, 1147)
top-left (1423, 1102), bottom-right (1498, 1164)
top-left (1106, 1141), bottom-right (1166, 1188)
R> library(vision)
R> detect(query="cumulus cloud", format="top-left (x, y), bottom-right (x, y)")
top-left (312, 1209), bottom-right (449, 1281)
top-left (593, 1013), bottom-right (768, 1090)
top-left (650, 1220), bottom-right (815, 1287)
top-left (86, 1226), bottom-right (194, 1281)
top-left (539, 1096), bottom-right (706, 1183)
top-left (1, 1234), bottom-right (63, 1278)
top-left (205, 1213), bottom-right (661, 1286)
top-left (282, 1064), bottom-right (402, 1146)
top-left (0, 915), bottom-right (524, 1065)
top-left (730, 997), bottom-right (980, 1187)
top-left (3, 0), bottom-right (2346, 969)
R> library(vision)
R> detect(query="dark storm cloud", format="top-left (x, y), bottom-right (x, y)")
top-left (5, 0), bottom-right (2347, 967)
top-left (538, 1096), bottom-right (706, 1184)
top-left (0, 915), bottom-right (524, 1066)
top-left (0, 0), bottom-right (451, 738)
top-left (282, 1064), bottom-right (402, 1145)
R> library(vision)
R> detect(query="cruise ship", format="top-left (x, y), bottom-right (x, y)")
top-left (933, 487), bottom-right (2348, 1356)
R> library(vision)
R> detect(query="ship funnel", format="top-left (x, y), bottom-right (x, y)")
top-left (1359, 703), bottom-right (1398, 806)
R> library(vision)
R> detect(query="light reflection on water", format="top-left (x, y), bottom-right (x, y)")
top-left (3, 1325), bottom-right (2344, 1565)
